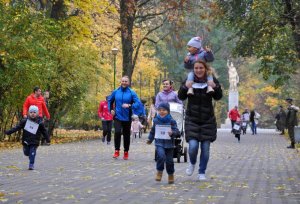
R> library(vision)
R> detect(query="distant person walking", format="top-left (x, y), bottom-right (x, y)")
top-left (241, 108), bottom-right (250, 134)
top-left (250, 110), bottom-right (260, 135)
top-left (285, 98), bottom-right (299, 149)
top-left (228, 106), bottom-right (240, 131)
top-left (108, 76), bottom-right (141, 160)
top-left (98, 95), bottom-right (113, 145)
top-left (23, 87), bottom-right (50, 120)
top-left (275, 105), bottom-right (286, 135)
top-left (147, 96), bottom-right (157, 129)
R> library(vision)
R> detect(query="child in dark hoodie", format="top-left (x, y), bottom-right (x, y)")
top-left (146, 102), bottom-right (180, 184)
top-left (5, 105), bottom-right (49, 170)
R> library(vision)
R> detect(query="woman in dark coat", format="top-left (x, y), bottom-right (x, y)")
top-left (178, 60), bottom-right (223, 180)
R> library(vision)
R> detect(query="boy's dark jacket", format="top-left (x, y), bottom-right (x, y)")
top-left (148, 114), bottom-right (180, 148)
top-left (5, 118), bottom-right (48, 145)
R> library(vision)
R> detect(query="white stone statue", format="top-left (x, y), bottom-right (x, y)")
top-left (227, 60), bottom-right (239, 92)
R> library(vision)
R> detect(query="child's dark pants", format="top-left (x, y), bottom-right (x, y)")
top-left (23, 144), bottom-right (38, 164)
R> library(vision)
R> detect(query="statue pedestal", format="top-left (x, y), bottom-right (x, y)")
top-left (228, 91), bottom-right (239, 111)
top-left (220, 118), bottom-right (232, 129)
top-left (220, 90), bottom-right (239, 129)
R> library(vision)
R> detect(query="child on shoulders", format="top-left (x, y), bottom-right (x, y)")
top-left (184, 36), bottom-right (215, 95)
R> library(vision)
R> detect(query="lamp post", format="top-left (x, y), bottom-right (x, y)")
top-left (111, 48), bottom-right (118, 89)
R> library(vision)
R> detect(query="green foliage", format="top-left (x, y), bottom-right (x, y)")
top-left (0, 2), bottom-right (102, 139)
top-left (215, 0), bottom-right (300, 87)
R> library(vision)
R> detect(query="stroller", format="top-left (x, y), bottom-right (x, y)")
top-left (154, 102), bottom-right (188, 163)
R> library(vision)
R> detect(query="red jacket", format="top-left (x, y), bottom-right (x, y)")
top-left (98, 100), bottom-right (113, 121)
top-left (229, 108), bottom-right (240, 121)
top-left (23, 94), bottom-right (50, 119)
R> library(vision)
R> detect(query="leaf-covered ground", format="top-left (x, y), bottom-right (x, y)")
top-left (0, 130), bottom-right (299, 204)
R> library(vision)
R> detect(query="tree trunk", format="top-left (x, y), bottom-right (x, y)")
top-left (50, 0), bottom-right (66, 19)
top-left (120, 0), bottom-right (136, 80)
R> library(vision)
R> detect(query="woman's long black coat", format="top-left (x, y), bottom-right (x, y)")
top-left (178, 77), bottom-right (223, 142)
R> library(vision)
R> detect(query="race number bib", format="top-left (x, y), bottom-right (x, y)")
top-left (233, 124), bottom-right (240, 130)
top-left (155, 125), bottom-right (171, 140)
top-left (24, 120), bottom-right (39, 134)
top-left (192, 83), bottom-right (207, 89)
top-left (242, 122), bottom-right (247, 127)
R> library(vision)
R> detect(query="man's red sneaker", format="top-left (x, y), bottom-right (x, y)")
top-left (113, 150), bottom-right (120, 158)
top-left (123, 151), bottom-right (129, 160)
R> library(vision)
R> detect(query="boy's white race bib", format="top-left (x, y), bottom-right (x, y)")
top-left (24, 120), bottom-right (39, 135)
top-left (242, 122), bottom-right (247, 127)
top-left (155, 125), bottom-right (171, 140)
top-left (233, 124), bottom-right (240, 130)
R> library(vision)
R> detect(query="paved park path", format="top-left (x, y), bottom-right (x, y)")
top-left (0, 130), bottom-right (299, 204)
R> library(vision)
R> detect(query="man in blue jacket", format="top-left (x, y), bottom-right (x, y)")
top-left (108, 76), bottom-right (141, 160)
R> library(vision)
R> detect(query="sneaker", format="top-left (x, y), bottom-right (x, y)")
top-left (28, 164), bottom-right (34, 170)
top-left (198, 174), bottom-right (206, 180)
top-left (168, 174), bottom-right (174, 184)
top-left (206, 86), bottom-right (214, 94)
top-left (113, 150), bottom-right (120, 158)
top-left (185, 163), bottom-right (195, 176)
top-left (187, 88), bottom-right (194, 95)
top-left (102, 136), bottom-right (106, 143)
top-left (123, 151), bottom-right (129, 160)
top-left (287, 145), bottom-right (295, 149)
top-left (107, 142), bottom-right (110, 145)
top-left (156, 171), bottom-right (163, 181)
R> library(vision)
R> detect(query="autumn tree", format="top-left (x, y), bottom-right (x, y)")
top-left (213, 0), bottom-right (300, 87)
top-left (111, 0), bottom-right (193, 80)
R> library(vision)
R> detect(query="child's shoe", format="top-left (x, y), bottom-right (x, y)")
top-left (187, 88), bottom-right (194, 95)
top-left (123, 151), bottom-right (129, 160)
top-left (28, 163), bottom-right (34, 170)
top-left (156, 171), bottom-right (163, 181)
top-left (168, 174), bottom-right (174, 184)
top-left (206, 86), bottom-right (214, 94)
top-left (113, 150), bottom-right (120, 158)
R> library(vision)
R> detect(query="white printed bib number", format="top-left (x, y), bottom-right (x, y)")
top-left (233, 124), bottom-right (240, 130)
top-left (24, 120), bottom-right (39, 134)
top-left (155, 125), bottom-right (171, 140)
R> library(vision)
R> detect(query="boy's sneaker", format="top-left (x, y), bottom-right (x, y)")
top-left (186, 163), bottom-right (195, 176)
top-left (113, 150), bottom-right (120, 158)
top-left (206, 86), bottom-right (214, 94)
top-left (28, 164), bottom-right (34, 170)
top-left (123, 151), bottom-right (129, 160)
top-left (187, 88), bottom-right (194, 95)
top-left (198, 174), bottom-right (206, 180)
top-left (156, 171), bottom-right (163, 181)
top-left (168, 174), bottom-right (174, 184)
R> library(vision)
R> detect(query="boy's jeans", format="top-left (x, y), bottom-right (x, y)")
top-left (156, 146), bottom-right (174, 175)
top-left (23, 144), bottom-right (38, 164)
top-left (188, 139), bottom-right (210, 174)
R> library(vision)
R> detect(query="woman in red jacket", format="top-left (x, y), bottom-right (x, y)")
top-left (23, 87), bottom-right (50, 120)
top-left (98, 96), bottom-right (113, 144)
